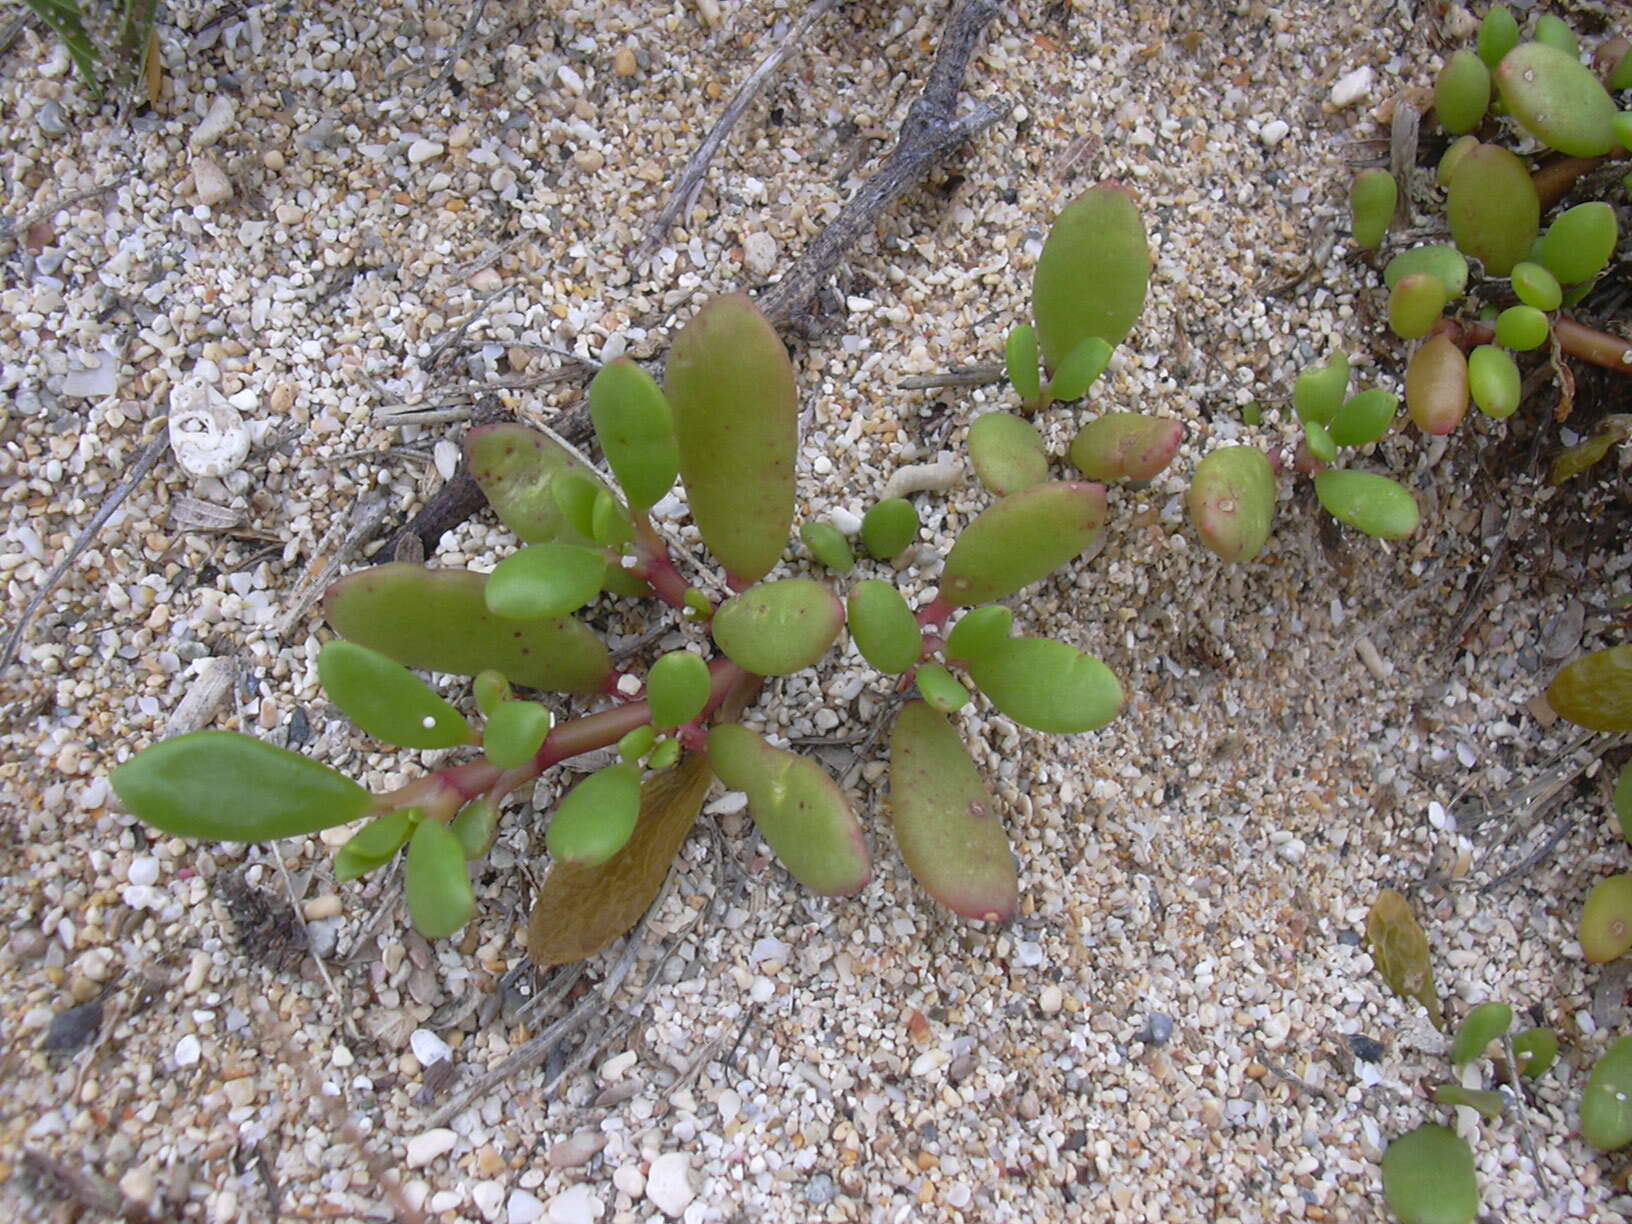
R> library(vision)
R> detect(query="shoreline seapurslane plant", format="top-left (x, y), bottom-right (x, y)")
top-left (110, 195), bottom-right (1153, 958)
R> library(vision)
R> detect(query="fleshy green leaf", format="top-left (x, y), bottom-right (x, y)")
top-left (551, 469), bottom-right (602, 539)
top-left (1494, 40), bottom-right (1617, 157)
top-left (112, 731), bottom-right (373, 841)
top-left (1547, 645), bottom-right (1632, 732)
top-left (847, 579), bottom-right (922, 674)
top-left (800, 520), bottom-right (855, 574)
top-left (1449, 1001), bottom-right (1513, 1065)
top-left (465, 423), bottom-right (607, 546)
top-left (1303, 421), bottom-right (1337, 464)
top-left (450, 796), bottom-right (501, 859)
top-left (1293, 352), bottom-right (1350, 427)
top-left (1068, 413), bottom-right (1182, 482)
top-left (1476, 6), bottom-right (1518, 69)
top-left (1381, 1125), bottom-right (1477, 1224)
top-left (1004, 323), bottom-right (1041, 407)
top-left (667, 294), bottom-right (797, 585)
top-left (1032, 182), bottom-right (1149, 371)
top-left (707, 725), bottom-right (870, 896)
top-left (1467, 346), bottom-right (1522, 420)
top-left (474, 669), bottom-right (510, 717)
top-left (1511, 261), bottom-right (1562, 312)
top-left (484, 543), bottom-right (607, 620)
top-left (1187, 446), bottom-right (1275, 563)
top-left (968, 412), bottom-right (1049, 496)
top-left (968, 637), bottom-right (1123, 734)
top-left (1434, 50), bottom-right (1490, 135)
top-left (1537, 203), bottom-right (1619, 285)
top-left (1493, 305), bottom-right (1549, 351)
top-left (618, 724), bottom-right (656, 763)
top-left (939, 482), bottom-right (1108, 605)
top-left (914, 663), bottom-right (970, 713)
top-left (1432, 1084), bottom-right (1505, 1120)
top-left (1388, 273), bottom-right (1448, 340)
top-left (1384, 246), bottom-right (1470, 299)
top-left (405, 819), bottom-right (475, 938)
top-left (861, 497), bottom-right (919, 560)
top-left (712, 579), bottom-right (845, 677)
top-left (1405, 334), bottom-right (1469, 436)
top-left (324, 563), bottom-right (611, 694)
top-left (943, 605), bottom-right (1013, 665)
top-left (528, 755), bottom-right (713, 967)
top-left (1328, 390), bottom-right (1398, 448)
top-left (1366, 889), bottom-right (1442, 1028)
top-left (317, 640), bottom-right (475, 750)
top-left (1512, 1027), bottom-right (1558, 1079)
top-left (334, 810), bottom-right (417, 881)
top-left (646, 650), bottom-right (712, 729)
top-left (1446, 143), bottom-right (1539, 276)
top-left (482, 699), bottom-right (554, 769)
top-left (646, 737), bottom-right (681, 770)
top-left (1314, 471), bottom-right (1420, 540)
top-left (1041, 336), bottom-right (1113, 405)
top-left (1349, 169), bottom-right (1397, 250)
top-left (587, 357), bottom-right (679, 510)
top-left (888, 701), bottom-right (1017, 922)
top-left (546, 763), bottom-right (642, 868)
top-left (1579, 874), bottom-right (1632, 963)
top-left (1582, 1036), bottom-right (1632, 1150)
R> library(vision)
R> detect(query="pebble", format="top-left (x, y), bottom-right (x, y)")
top-left (405, 1127), bottom-right (459, 1168)
top-left (743, 231), bottom-right (778, 278)
top-left (302, 894), bottom-right (342, 921)
top-left (830, 506), bottom-right (863, 535)
top-left (35, 99), bottom-right (67, 137)
top-left (645, 1153), bottom-right (695, 1218)
top-left (127, 856), bottom-right (160, 887)
top-left (174, 1034), bottom-right (201, 1067)
top-left (546, 1184), bottom-right (601, 1223)
top-left (472, 1182), bottom-right (505, 1221)
top-left (1139, 1013), bottom-right (1175, 1046)
top-left (612, 1164), bottom-right (646, 1197)
top-left (408, 140), bottom-right (445, 164)
top-left (1329, 66), bottom-right (1373, 108)
top-left (168, 375), bottom-right (250, 478)
top-left (60, 349), bottom-right (117, 399)
top-left (548, 1129), bottom-right (607, 1168)
top-left (193, 156), bottom-right (233, 206)
top-left (557, 64), bottom-right (586, 95)
top-left (507, 1189), bottom-right (545, 1224)
top-left (410, 1028), bottom-right (451, 1067)
top-left (600, 1050), bottom-right (637, 1082)
top-left (1259, 119), bottom-right (1289, 147)
top-left (805, 1173), bottom-right (836, 1204)
top-left (192, 96), bottom-right (236, 147)
top-left (613, 47), bottom-right (638, 77)
top-left (1039, 984), bottom-right (1063, 1015)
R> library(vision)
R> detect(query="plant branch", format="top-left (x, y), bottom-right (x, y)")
top-left (1432, 316), bottom-right (1632, 376)
top-left (756, 0), bottom-right (1008, 332)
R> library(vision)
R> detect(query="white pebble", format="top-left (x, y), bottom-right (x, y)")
top-left (405, 1128), bottom-right (458, 1168)
top-left (428, 1191), bottom-right (462, 1213)
top-left (829, 506), bottom-right (863, 535)
top-left (882, 458), bottom-right (958, 499)
top-left (1330, 66), bottom-right (1373, 108)
top-left (600, 1050), bottom-right (637, 1082)
top-left (612, 1164), bottom-right (645, 1198)
top-left (743, 231), bottom-right (778, 278)
top-left (644, 1153), bottom-right (695, 1218)
top-left (127, 856), bottom-right (160, 887)
top-left (1039, 984), bottom-right (1063, 1015)
top-left (408, 139), bottom-right (445, 164)
top-left (472, 1182), bottom-right (505, 1221)
top-left (546, 1184), bottom-right (601, 1224)
top-left (191, 96), bottom-right (236, 147)
top-left (507, 1189), bottom-right (545, 1224)
top-left (193, 156), bottom-right (233, 206)
top-left (174, 1034), bottom-right (201, 1067)
top-left (169, 375), bottom-right (250, 478)
top-left (557, 64), bottom-right (585, 95)
top-left (1259, 119), bottom-right (1290, 147)
top-left (411, 1029), bottom-right (452, 1067)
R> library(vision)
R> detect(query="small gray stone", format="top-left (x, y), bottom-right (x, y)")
top-left (743, 231), bottom-right (778, 278)
top-left (804, 1173), bottom-right (836, 1205)
top-left (36, 100), bottom-right (68, 137)
top-left (1139, 1013), bottom-right (1174, 1046)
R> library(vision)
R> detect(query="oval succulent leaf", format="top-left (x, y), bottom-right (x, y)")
top-left (1042, 336), bottom-right (1113, 404)
top-left (1068, 413), bottom-right (1182, 482)
top-left (465, 423), bottom-right (604, 546)
top-left (1292, 352), bottom-right (1350, 427)
top-left (1366, 889), bottom-right (1441, 1026)
top-left (847, 579), bottom-right (922, 675)
top-left (1328, 390), bottom-right (1398, 448)
top-left (618, 725), bottom-right (656, 763)
top-left (939, 482), bottom-right (1108, 606)
top-left (1510, 261), bottom-right (1562, 312)
top-left (1187, 446), bottom-right (1275, 563)
top-left (112, 731), bottom-right (374, 842)
top-left (1303, 421), bottom-right (1337, 465)
top-left (1550, 420), bottom-right (1632, 485)
top-left (450, 796), bottom-right (502, 859)
top-left (317, 640), bottom-right (475, 749)
top-left (1388, 273), bottom-right (1449, 340)
top-left (1446, 143), bottom-right (1539, 276)
top-left (1032, 182), bottom-right (1149, 371)
top-left (1582, 1036), bottom-right (1632, 1150)
top-left (1547, 644), bottom-right (1632, 732)
top-left (1467, 346), bottom-right (1522, 419)
top-left (484, 543), bottom-right (607, 620)
top-left (1004, 323), bottom-right (1041, 407)
top-left (861, 497), bottom-right (919, 560)
top-left (1314, 471), bottom-right (1420, 540)
top-left (335, 810), bottom-right (417, 881)
top-left (1449, 1001), bottom-right (1513, 1066)
top-left (405, 818), bottom-right (475, 939)
top-left (666, 294), bottom-right (797, 585)
top-left (587, 357), bottom-right (679, 510)
top-left (1494, 40), bottom-right (1618, 157)
top-left (483, 699), bottom-right (554, 770)
top-left (324, 563), bottom-right (611, 694)
top-left (646, 650), bottom-right (712, 729)
top-left (1384, 246), bottom-right (1470, 299)
top-left (888, 701), bottom-right (1017, 922)
top-left (943, 604), bottom-right (1014, 665)
top-left (547, 762), bottom-right (642, 868)
top-left (1436, 134), bottom-right (1479, 188)
top-left (968, 637), bottom-right (1123, 734)
top-left (1431, 1084), bottom-right (1505, 1120)
top-left (1435, 50), bottom-right (1490, 134)
top-left (707, 725), bottom-right (871, 895)
top-left (800, 520), bottom-right (855, 574)
top-left (1381, 1125), bottom-right (1478, 1224)
top-left (551, 469), bottom-right (602, 540)
top-left (1579, 874), bottom-right (1632, 963)
top-left (712, 578), bottom-right (844, 677)
top-left (1512, 1027), bottom-right (1559, 1079)
top-left (1476, 5), bottom-right (1518, 68)
top-left (1405, 334), bottom-right (1469, 435)
top-left (1537, 202), bottom-right (1618, 285)
top-left (914, 663), bottom-right (970, 713)
top-left (1493, 304), bottom-right (1549, 351)
top-left (1349, 169), bottom-right (1397, 250)
top-left (968, 412), bottom-right (1049, 496)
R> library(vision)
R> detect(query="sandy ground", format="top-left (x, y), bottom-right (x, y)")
top-left (2, 1), bottom-right (1630, 1220)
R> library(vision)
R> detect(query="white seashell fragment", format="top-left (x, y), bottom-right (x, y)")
top-left (169, 376), bottom-right (251, 478)
top-left (882, 458), bottom-right (960, 500)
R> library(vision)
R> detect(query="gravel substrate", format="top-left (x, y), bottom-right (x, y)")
top-left (3, 2), bottom-right (1630, 1221)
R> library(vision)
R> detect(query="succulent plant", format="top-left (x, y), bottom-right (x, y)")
top-left (1381, 1124), bottom-right (1478, 1224)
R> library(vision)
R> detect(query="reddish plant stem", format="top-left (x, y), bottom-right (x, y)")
top-left (1431, 316), bottom-right (1632, 375)
top-left (630, 513), bottom-right (709, 615)
top-left (916, 595), bottom-right (954, 630)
